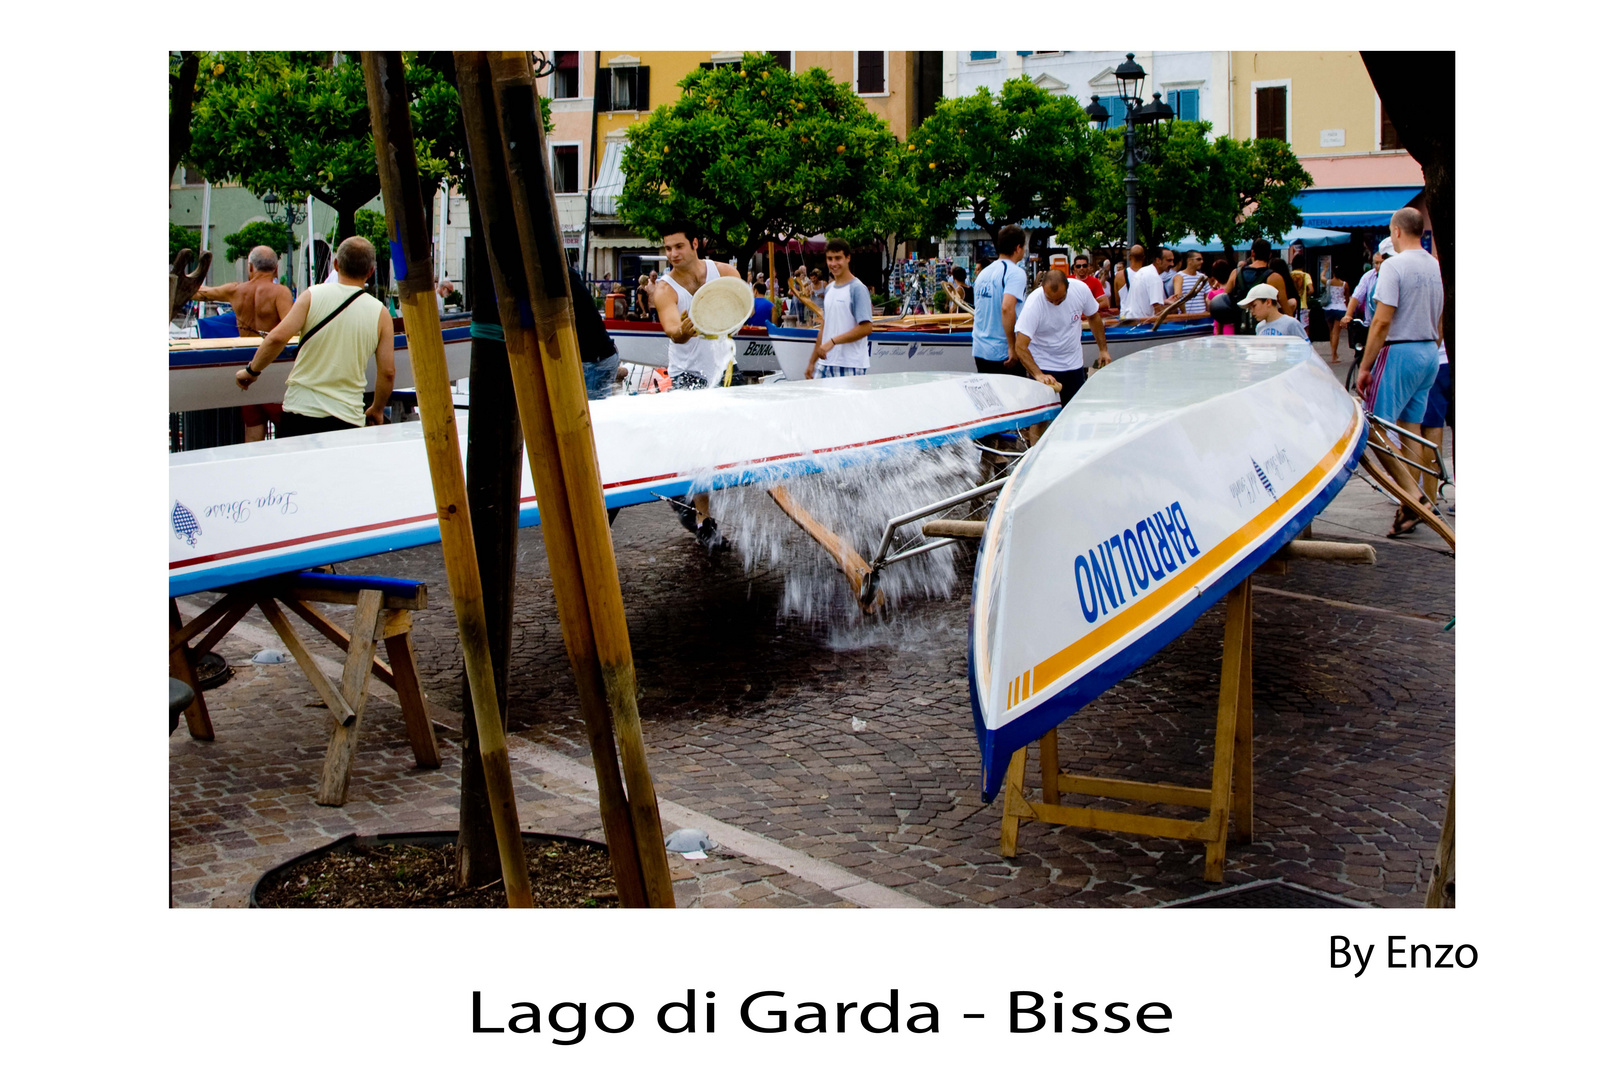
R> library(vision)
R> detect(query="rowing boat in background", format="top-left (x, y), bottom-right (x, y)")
top-left (968, 336), bottom-right (1367, 800)
top-left (168, 313), bottom-right (474, 413)
top-left (766, 318), bottom-right (1215, 380)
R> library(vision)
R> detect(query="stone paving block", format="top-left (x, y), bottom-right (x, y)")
top-left (172, 467), bottom-right (1451, 910)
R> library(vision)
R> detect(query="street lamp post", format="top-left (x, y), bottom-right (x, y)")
top-left (262, 190), bottom-right (306, 288)
top-left (1085, 54), bottom-right (1175, 250)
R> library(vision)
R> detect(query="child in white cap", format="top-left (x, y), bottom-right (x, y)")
top-left (1238, 283), bottom-right (1310, 340)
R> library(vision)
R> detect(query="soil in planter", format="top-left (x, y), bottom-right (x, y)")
top-left (255, 836), bottom-right (619, 908)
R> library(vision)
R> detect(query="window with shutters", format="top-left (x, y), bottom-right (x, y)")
top-left (967, 51), bottom-right (996, 62)
top-left (610, 67), bottom-right (637, 110)
top-left (1167, 88), bottom-right (1199, 122)
top-left (552, 51), bottom-right (579, 99)
top-left (553, 144), bottom-right (580, 193)
top-left (769, 51), bottom-right (792, 71)
top-left (1254, 82), bottom-right (1288, 141)
top-left (1097, 94), bottom-right (1128, 130)
top-left (856, 51), bottom-right (886, 94)
top-left (1378, 99), bottom-right (1403, 150)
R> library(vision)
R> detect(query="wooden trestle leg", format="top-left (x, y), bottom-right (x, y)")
top-left (997, 577), bottom-right (1257, 883)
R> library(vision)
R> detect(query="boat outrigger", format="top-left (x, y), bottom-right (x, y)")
top-left (967, 337), bottom-right (1368, 800)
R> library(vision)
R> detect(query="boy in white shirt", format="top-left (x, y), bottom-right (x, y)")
top-left (805, 237), bottom-right (876, 378)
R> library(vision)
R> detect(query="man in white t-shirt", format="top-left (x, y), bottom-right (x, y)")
top-left (1013, 270), bottom-right (1112, 406)
top-left (805, 237), bottom-right (875, 379)
top-left (1116, 244), bottom-right (1166, 322)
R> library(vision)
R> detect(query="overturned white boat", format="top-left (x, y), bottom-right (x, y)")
top-left (170, 371), bottom-right (1059, 597)
top-left (969, 337), bottom-right (1367, 800)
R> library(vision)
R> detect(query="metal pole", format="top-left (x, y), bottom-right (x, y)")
top-left (199, 180), bottom-right (212, 286)
top-left (1124, 116), bottom-right (1138, 250)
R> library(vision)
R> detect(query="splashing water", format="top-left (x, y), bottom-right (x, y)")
top-left (701, 439), bottom-right (986, 639)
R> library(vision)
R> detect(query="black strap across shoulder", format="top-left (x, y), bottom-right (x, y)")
top-left (298, 286), bottom-right (370, 349)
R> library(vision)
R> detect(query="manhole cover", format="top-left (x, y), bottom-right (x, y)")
top-left (1163, 880), bottom-right (1365, 909)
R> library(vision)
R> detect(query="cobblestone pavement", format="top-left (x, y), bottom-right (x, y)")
top-left (171, 345), bottom-right (1455, 909)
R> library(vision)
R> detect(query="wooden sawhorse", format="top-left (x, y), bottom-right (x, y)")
top-left (169, 571), bottom-right (441, 806)
top-left (999, 538), bottom-right (1377, 882)
top-left (1000, 577), bottom-right (1256, 883)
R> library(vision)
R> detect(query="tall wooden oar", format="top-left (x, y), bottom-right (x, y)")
top-left (360, 52), bottom-right (533, 907)
top-left (486, 51), bottom-right (674, 907)
top-left (453, 51), bottom-right (653, 907)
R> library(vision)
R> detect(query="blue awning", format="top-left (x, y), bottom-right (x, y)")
top-left (1295, 186), bottom-right (1422, 229)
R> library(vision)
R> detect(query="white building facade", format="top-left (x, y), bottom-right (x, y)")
top-left (938, 51), bottom-right (1232, 265)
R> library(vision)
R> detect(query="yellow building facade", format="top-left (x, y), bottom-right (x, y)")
top-left (1230, 50), bottom-right (1422, 190)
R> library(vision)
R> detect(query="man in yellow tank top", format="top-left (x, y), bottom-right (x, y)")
top-left (235, 237), bottom-right (396, 438)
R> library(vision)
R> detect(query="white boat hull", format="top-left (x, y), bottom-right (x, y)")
top-left (170, 372), bottom-right (1059, 597)
top-left (168, 325), bottom-right (473, 413)
top-left (968, 337), bottom-right (1367, 799)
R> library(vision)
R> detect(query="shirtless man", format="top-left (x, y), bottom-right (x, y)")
top-left (194, 245), bottom-right (294, 336)
top-left (650, 220), bottom-right (743, 554)
top-left (193, 245), bottom-right (295, 441)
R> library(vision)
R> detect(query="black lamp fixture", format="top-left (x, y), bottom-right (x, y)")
top-left (1084, 52), bottom-right (1170, 249)
top-left (1113, 52), bottom-right (1146, 113)
top-left (1136, 91), bottom-right (1175, 127)
top-left (261, 190), bottom-right (306, 285)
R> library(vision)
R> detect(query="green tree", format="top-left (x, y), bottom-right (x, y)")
top-left (181, 51), bottom-right (459, 243)
top-left (906, 78), bottom-right (1101, 240)
top-left (1058, 124), bottom-right (1312, 260)
top-left (170, 222), bottom-right (201, 264)
top-left (223, 220), bottom-right (300, 264)
top-left (617, 53), bottom-right (908, 262)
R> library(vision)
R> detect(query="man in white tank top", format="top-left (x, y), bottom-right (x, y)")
top-left (651, 220), bottom-right (744, 391)
top-left (648, 221), bottom-right (744, 553)
top-left (235, 236), bottom-right (395, 439)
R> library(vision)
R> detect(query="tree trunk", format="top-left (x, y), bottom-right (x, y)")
top-left (1360, 52), bottom-right (1455, 408)
top-left (169, 51), bottom-right (201, 184)
top-left (455, 189), bottom-right (523, 889)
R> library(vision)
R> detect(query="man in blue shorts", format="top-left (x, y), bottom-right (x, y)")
top-left (1358, 208), bottom-right (1444, 537)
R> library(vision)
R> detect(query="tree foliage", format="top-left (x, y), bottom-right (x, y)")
top-left (179, 51), bottom-right (461, 242)
top-left (906, 79), bottom-right (1101, 239)
top-left (1057, 124), bottom-right (1312, 257)
top-left (170, 222), bottom-right (201, 264)
top-left (224, 221), bottom-right (299, 264)
top-left (617, 53), bottom-right (905, 260)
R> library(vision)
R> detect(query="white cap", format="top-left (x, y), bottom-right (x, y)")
top-left (1237, 283), bottom-right (1279, 307)
top-left (1377, 237), bottom-right (1395, 256)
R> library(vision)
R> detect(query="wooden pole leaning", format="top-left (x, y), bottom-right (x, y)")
top-left (482, 51), bottom-right (674, 907)
top-left (452, 51), bottom-right (652, 907)
top-left (360, 51), bottom-right (533, 908)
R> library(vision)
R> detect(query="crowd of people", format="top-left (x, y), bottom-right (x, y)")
top-left (202, 209), bottom-right (1447, 546)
